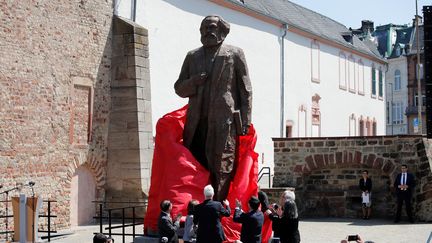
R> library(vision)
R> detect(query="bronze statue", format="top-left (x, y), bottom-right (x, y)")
top-left (174, 15), bottom-right (252, 201)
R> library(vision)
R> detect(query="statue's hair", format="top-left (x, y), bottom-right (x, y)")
top-left (200, 15), bottom-right (230, 36)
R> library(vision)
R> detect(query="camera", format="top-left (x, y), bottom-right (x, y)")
top-left (347, 235), bottom-right (358, 241)
top-left (272, 203), bottom-right (279, 210)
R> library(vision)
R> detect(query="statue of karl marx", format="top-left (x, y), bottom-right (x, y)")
top-left (174, 15), bottom-right (252, 201)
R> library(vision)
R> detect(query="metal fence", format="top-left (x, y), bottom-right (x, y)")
top-left (0, 199), bottom-right (57, 242)
top-left (93, 201), bottom-right (147, 243)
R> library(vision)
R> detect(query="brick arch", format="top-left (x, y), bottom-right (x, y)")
top-left (300, 150), bottom-right (398, 177)
top-left (68, 152), bottom-right (105, 189)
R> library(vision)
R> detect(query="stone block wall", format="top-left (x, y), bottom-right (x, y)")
top-left (273, 136), bottom-right (432, 221)
top-left (0, 0), bottom-right (113, 234)
top-left (106, 16), bottom-right (153, 208)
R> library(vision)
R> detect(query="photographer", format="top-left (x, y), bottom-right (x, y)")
top-left (93, 233), bottom-right (114, 243)
top-left (266, 203), bottom-right (282, 243)
top-left (340, 234), bottom-right (364, 243)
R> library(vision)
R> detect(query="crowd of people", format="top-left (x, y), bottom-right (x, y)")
top-left (92, 165), bottom-right (414, 243)
top-left (157, 184), bottom-right (300, 243)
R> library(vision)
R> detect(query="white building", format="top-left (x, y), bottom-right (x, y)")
top-left (115, 0), bottom-right (386, 170)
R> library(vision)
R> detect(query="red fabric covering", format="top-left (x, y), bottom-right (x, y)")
top-left (144, 105), bottom-right (271, 243)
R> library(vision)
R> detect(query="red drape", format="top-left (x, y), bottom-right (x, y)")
top-left (144, 105), bottom-right (272, 242)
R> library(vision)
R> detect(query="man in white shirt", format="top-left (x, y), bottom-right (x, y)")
top-left (393, 164), bottom-right (415, 223)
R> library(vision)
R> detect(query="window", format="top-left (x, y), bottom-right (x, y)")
top-left (378, 68), bottom-right (383, 97)
top-left (348, 56), bottom-right (356, 92)
top-left (392, 102), bottom-right (404, 124)
top-left (371, 66), bottom-right (376, 96)
top-left (349, 114), bottom-right (356, 136)
top-left (416, 63), bottom-right (424, 80)
top-left (394, 70), bottom-right (401, 91)
top-left (286, 125), bottom-right (293, 138)
top-left (366, 118), bottom-right (372, 136)
top-left (298, 105), bottom-right (307, 137)
top-left (359, 118), bottom-right (365, 136)
top-left (414, 94), bottom-right (426, 106)
top-left (311, 41), bottom-right (320, 82)
top-left (339, 52), bottom-right (347, 89)
top-left (358, 60), bottom-right (365, 94)
top-left (286, 120), bottom-right (293, 138)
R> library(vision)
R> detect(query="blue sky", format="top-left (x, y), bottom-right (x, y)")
top-left (289, 0), bottom-right (431, 28)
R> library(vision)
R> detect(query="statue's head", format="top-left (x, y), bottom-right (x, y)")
top-left (200, 15), bottom-right (230, 47)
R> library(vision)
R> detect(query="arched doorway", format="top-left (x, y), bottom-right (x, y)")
top-left (70, 166), bottom-right (96, 226)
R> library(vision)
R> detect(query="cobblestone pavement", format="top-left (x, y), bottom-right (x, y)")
top-left (38, 218), bottom-right (431, 243)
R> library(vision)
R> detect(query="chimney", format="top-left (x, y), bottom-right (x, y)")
top-left (361, 20), bottom-right (374, 34)
top-left (413, 15), bottom-right (423, 26)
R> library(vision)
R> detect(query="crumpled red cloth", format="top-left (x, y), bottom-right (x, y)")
top-left (144, 105), bottom-right (272, 243)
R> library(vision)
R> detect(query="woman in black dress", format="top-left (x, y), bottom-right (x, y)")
top-left (279, 200), bottom-right (300, 243)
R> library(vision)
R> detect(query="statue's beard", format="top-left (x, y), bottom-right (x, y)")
top-left (201, 33), bottom-right (223, 47)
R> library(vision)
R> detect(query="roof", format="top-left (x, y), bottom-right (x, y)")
top-left (388, 26), bottom-right (414, 58)
top-left (222, 0), bottom-right (385, 62)
top-left (408, 25), bottom-right (424, 55)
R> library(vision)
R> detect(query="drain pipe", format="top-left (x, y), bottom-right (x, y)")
top-left (132, 0), bottom-right (137, 21)
top-left (280, 24), bottom-right (288, 137)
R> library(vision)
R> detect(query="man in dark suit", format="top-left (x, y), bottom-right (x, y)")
top-left (158, 200), bottom-right (182, 243)
top-left (174, 15), bottom-right (252, 201)
top-left (194, 185), bottom-right (231, 243)
top-left (233, 196), bottom-right (264, 243)
top-left (393, 164), bottom-right (415, 223)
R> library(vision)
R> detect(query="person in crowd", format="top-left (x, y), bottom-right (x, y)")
top-left (158, 200), bottom-right (182, 243)
top-left (233, 196), bottom-right (264, 243)
top-left (279, 200), bottom-right (300, 243)
top-left (359, 170), bottom-right (372, 219)
top-left (267, 203), bottom-right (282, 243)
top-left (93, 233), bottom-right (114, 243)
top-left (193, 185), bottom-right (231, 243)
top-left (393, 164), bottom-right (415, 223)
top-left (258, 189), bottom-right (270, 212)
top-left (279, 190), bottom-right (295, 209)
top-left (183, 199), bottom-right (199, 243)
top-left (340, 234), bottom-right (364, 243)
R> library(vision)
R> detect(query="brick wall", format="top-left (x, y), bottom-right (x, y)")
top-left (273, 136), bottom-right (432, 221)
top-left (0, 0), bottom-right (113, 234)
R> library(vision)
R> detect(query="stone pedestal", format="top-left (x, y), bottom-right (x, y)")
top-left (106, 16), bottom-right (153, 209)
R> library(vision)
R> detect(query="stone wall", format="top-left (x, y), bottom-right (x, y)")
top-left (273, 136), bottom-right (432, 221)
top-left (0, 0), bottom-right (113, 234)
top-left (106, 16), bottom-right (153, 208)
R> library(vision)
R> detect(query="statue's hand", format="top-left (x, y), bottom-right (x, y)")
top-left (191, 72), bottom-right (208, 85)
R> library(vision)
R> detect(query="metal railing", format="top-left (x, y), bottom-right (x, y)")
top-left (258, 166), bottom-right (271, 188)
top-left (0, 199), bottom-right (14, 240)
top-left (0, 199), bottom-right (57, 242)
top-left (93, 201), bottom-right (147, 243)
top-left (39, 200), bottom-right (57, 242)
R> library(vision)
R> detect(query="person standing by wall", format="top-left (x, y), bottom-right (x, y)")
top-left (393, 164), bottom-right (415, 223)
top-left (359, 170), bottom-right (372, 219)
